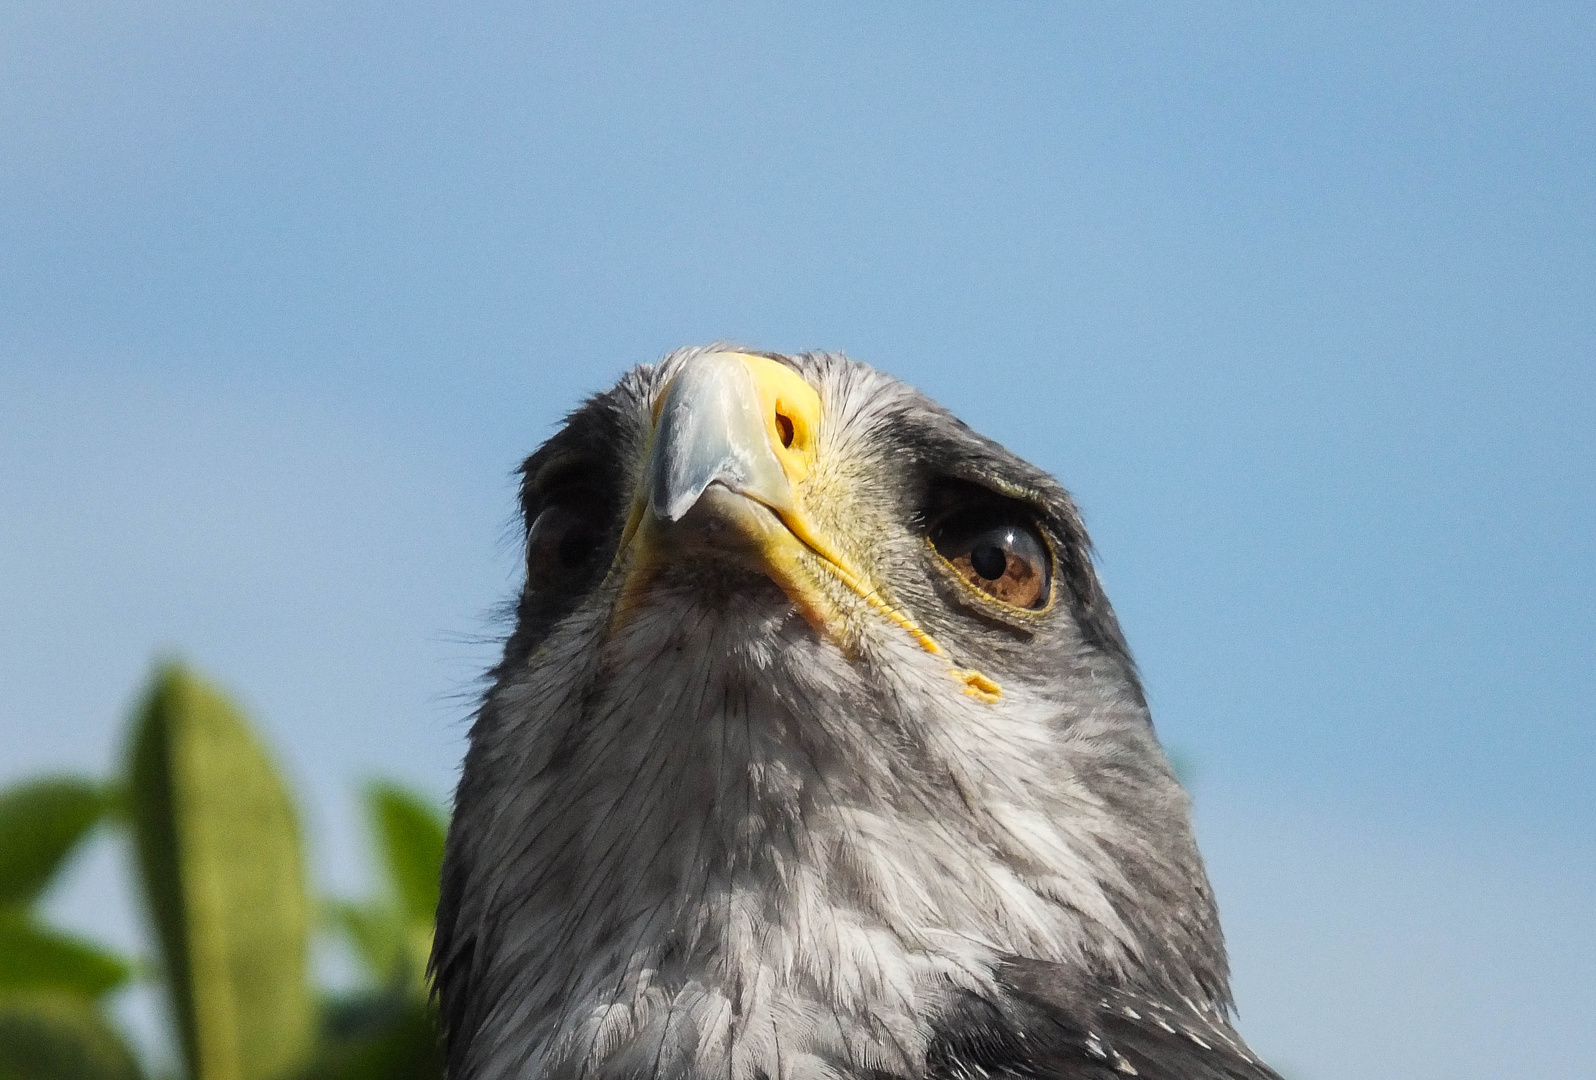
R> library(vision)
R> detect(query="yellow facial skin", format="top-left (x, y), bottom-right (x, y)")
top-left (614, 351), bottom-right (1001, 703)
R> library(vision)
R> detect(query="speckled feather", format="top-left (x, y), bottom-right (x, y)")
top-left (433, 347), bottom-right (1280, 1080)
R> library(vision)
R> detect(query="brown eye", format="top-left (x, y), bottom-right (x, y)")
top-left (930, 509), bottom-right (1051, 609)
top-left (528, 496), bottom-right (606, 590)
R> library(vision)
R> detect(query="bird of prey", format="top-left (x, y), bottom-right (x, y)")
top-left (434, 346), bottom-right (1281, 1080)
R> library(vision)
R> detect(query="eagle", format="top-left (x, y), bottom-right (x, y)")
top-left (433, 346), bottom-right (1282, 1080)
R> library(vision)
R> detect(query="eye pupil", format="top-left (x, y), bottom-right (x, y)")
top-left (558, 527), bottom-right (596, 567)
top-left (970, 544), bottom-right (1007, 580)
top-left (775, 412), bottom-right (795, 448)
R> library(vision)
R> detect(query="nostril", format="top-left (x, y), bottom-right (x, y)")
top-left (775, 411), bottom-right (795, 448)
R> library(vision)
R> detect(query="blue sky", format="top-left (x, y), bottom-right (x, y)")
top-left (2, 2), bottom-right (1592, 1076)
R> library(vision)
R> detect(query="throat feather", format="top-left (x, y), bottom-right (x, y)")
top-left (461, 610), bottom-right (1150, 1080)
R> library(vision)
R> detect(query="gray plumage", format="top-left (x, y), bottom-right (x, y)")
top-left (433, 347), bottom-right (1280, 1080)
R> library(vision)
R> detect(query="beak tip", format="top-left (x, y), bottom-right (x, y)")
top-left (651, 500), bottom-right (687, 524)
top-left (648, 473), bottom-right (710, 524)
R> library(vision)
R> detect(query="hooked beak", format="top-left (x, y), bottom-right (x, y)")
top-left (647, 350), bottom-right (810, 527)
top-left (613, 350), bottom-right (999, 703)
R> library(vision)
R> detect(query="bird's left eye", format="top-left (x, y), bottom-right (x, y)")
top-left (930, 510), bottom-right (1051, 609)
top-left (528, 494), bottom-right (607, 591)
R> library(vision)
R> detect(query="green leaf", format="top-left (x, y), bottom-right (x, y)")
top-left (0, 912), bottom-right (132, 998)
top-left (0, 991), bottom-right (144, 1080)
top-left (364, 783), bottom-right (446, 927)
top-left (0, 777), bottom-right (108, 909)
top-left (126, 663), bottom-right (314, 1080)
top-left (324, 900), bottom-right (406, 988)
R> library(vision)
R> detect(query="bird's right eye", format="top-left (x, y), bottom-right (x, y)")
top-left (527, 495), bottom-right (607, 591)
top-left (929, 506), bottom-right (1052, 610)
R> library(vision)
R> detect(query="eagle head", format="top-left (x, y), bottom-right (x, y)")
top-left (434, 347), bottom-right (1278, 1080)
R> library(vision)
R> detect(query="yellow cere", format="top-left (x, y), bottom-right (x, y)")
top-left (731, 355), bottom-right (1003, 704)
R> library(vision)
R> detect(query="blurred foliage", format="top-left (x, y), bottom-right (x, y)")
top-left (128, 666), bottom-right (316, 1080)
top-left (0, 992), bottom-right (144, 1080)
top-left (0, 762), bottom-right (136, 1079)
top-left (129, 666), bottom-right (319, 1078)
top-left (304, 783), bottom-right (448, 1080)
top-left (326, 784), bottom-right (447, 996)
top-left (0, 778), bottom-right (113, 910)
top-left (0, 913), bottom-right (132, 998)
top-left (0, 662), bottom-right (448, 1080)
